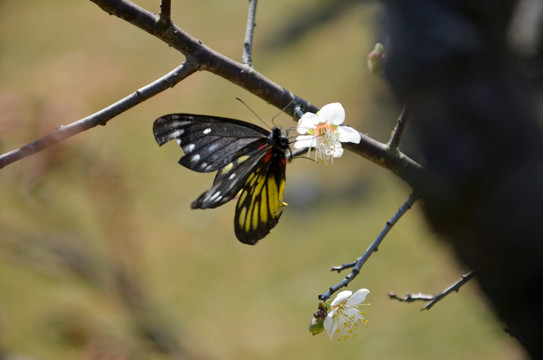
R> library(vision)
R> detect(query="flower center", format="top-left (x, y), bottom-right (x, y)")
top-left (314, 123), bottom-right (334, 136)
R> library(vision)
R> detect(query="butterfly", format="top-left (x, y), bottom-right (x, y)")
top-left (153, 113), bottom-right (291, 245)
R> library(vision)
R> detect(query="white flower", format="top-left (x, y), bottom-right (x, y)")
top-left (324, 288), bottom-right (370, 341)
top-left (294, 103), bottom-right (361, 164)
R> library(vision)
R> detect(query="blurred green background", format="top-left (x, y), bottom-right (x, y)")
top-left (0, 0), bottom-right (528, 359)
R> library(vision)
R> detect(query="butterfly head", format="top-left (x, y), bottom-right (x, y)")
top-left (269, 126), bottom-right (290, 151)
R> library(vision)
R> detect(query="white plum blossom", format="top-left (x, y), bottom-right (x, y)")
top-left (324, 288), bottom-right (370, 341)
top-left (294, 102), bottom-right (361, 164)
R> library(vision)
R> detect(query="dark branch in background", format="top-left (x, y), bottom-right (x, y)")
top-left (242, 0), bottom-right (258, 66)
top-left (3, 233), bottom-right (197, 359)
top-left (384, 1), bottom-right (543, 356)
top-left (387, 105), bottom-right (408, 149)
top-left (319, 193), bottom-right (418, 301)
top-left (112, 263), bottom-right (191, 359)
top-left (159, 0), bottom-right (171, 24)
top-left (388, 270), bottom-right (476, 310)
top-left (0, 61), bottom-right (196, 169)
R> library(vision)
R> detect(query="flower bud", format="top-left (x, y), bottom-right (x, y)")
top-left (367, 43), bottom-right (385, 74)
top-left (308, 315), bottom-right (325, 335)
top-left (308, 302), bottom-right (327, 336)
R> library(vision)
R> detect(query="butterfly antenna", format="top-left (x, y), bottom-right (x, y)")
top-left (285, 126), bottom-right (298, 140)
top-left (236, 97), bottom-right (271, 130)
top-left (271, 99), bottom-right (298, 127)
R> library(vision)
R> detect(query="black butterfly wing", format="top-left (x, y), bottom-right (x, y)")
top-left (153, 114), bottom-right (269, 173)
top-left (190, 139), bottom-right (270, 209)
top-left (234, 146), bottom-right (287, 245)
top-left (153, 113), bottom-right (288, 244)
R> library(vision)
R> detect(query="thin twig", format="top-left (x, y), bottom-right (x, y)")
top-left (331, 261), bottom-right (357, 272)
top-left (388, 292), bottom-right (434, 303)
top-left (319, 193), bottom-right (418, 301)
top-left (388, 270), bottom-right (476, 310)
top-left (89, 0), bottom-right (315, 117)
top-left (242, 0), bottom-right (258, 66)
top-left (159, 0), bottom-right (171, 24)
top-left (387, 105), bottom-right (408, 149)
top-left (0, 62), bottom-right (196, 169)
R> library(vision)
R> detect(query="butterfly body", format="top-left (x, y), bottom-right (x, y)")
top-left (153, 114), bottom-right (289, 245)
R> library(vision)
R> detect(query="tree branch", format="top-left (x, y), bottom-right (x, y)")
top-left (0, 61), bottom-right (196, 169)
top-left (343, 136), bottom-right (422, 186)
top-left (242, 0), bottom-right (258, 66)
top-left (88, 0), bottom-right (423, 183)
top-left (159, 0), bottom-right (171, 24)
top-left (388, 270), bottom-right (476, 310)
top-left (387, 105), bottom-right (408, 149)
top-left (89, 0), bottom-right (314, 117)
top-left (319, 193), bottom-right (418, 301)
top-left (1, 0), bottom-right (425, 187)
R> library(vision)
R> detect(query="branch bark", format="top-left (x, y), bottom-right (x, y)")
top-left (242, 0), bottom-right (258, 66)
top-left (388, 270), bottom-right (476, 310)
top-left (387, 105), bottom-right (408, 149)
top-left (0, 61), bottom-right (196, 169)
top-left (159, 0), bottom-right (171, 24)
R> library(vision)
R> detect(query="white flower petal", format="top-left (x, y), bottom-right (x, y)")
top-left (329, 324), bottom-right (340, 339)
top-left (323, 288), bottom-right (370, 341)
top-left (318, 103), bottom-right (345, 126)
top-left (296, 102), bottom-right (362, 165)
top-left (346, 288), bottom-right (370, 305)
top-left (293, 135), bottom-right (316, 149)
top-left (297, 113), bottom-right (320, 134)
top-left (335, 125), bottom-right (361, 144)
top-left (332, 146), bottom-right (344, 158)
top-left (324, 314), bottom-right (339, 339)
top-left (331, 290), bottom-right (352, 306)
